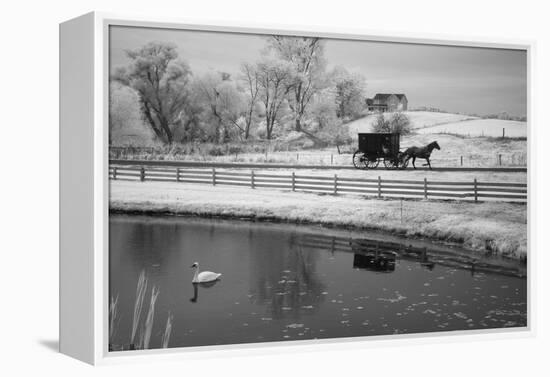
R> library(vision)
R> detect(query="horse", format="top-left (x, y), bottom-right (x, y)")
top-left (401, 141), bottom-right (440, 170)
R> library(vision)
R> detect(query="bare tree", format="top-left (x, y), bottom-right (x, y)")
top-left (240, 63), bottom-right (261, 140)
top-left (114, 42), bottom-right (192, 144)
top-left (109, 82), bottom-right (155, 146)
top-left (194, 72), bottom-right (246, 143)
top-left (255, 58), bottom-right (294, 139)
top-left (268, 36), bottom-right (327, 132)
top-left (332, 66), bottom-right (367, 120)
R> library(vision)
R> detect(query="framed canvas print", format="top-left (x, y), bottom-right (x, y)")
top-left (60, 12), bottom-right (532, 365)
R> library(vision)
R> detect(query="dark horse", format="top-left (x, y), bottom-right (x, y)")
top-left (402, 141), bottom-right (440, 170)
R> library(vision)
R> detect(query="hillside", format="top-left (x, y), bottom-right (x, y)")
top-left (416, 119), bottom-right (527, 138)
top-left (346, 111), bottom-right (527, 139)
top-left (346, 111), bottom-right (479, 135)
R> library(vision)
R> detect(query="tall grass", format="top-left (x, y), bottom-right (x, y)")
top-left (162, 312), bottom-right (173, 348)
top-left (131, 270), bottom-right (148, 346)
top-left (108, 270), bottom-right (175, 351)
top-left (109, 294), bottom-right (119, 343)
top-left (143, 286), bottom-right (160, 349)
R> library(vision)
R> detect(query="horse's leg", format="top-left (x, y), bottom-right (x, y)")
top-left (412, 156), bottom-right (416, 169)
top-left (426, 158), bottom-right (432, 170)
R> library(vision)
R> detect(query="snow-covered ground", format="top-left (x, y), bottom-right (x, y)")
top-left (119, 132), bottom-right (527, 168)
top-left (416, 119), bottom-right (527, 138)
top-left (399, 133), bottom-right (527, 168)
top-left (346, 111), bottom-right (527, 138)
top-left (218, 166), bottom-right (526, 183)
top-left (110, 180), bottom-right (527, 259)
top-left (346, 111), bottom-right (479, 134)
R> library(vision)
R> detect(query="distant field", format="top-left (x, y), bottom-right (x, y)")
top-left (416, 119), bottom-right (527, 138)
top-left (110, 111), bottom-right (527, 168)
top-left (110, 132), bottom-right (527, 168)
top-left (347, 111), bottom-right (527, 138)
top-left (346, 111), bottom-right (478, 135)
top-left (400, 133), bottom-right (526, 167)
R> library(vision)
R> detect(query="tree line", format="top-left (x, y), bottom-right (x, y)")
top-left (110, 36), bottom-right (367, 147)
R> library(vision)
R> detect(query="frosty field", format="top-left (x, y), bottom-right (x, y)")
top-left (347, 111), bottom-right (527, 138)
top-left (417, 119), bottom-right (527, 138)
top-left (346, 111), bottom-right (479, 134)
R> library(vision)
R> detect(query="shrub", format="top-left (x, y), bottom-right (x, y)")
top-left (389, 112), bottom-right (411, 135)
top-left (372, 112), bottom-right (411, 135)
top-left (207, 146), bottom-right (225, 156)
top-left (372, 113), bottom-right (390, 133)
top-left (228, 146), bottom-right (242, 158)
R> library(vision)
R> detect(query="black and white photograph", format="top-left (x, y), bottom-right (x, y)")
top-left (107, 25), bottom-right (527, 351)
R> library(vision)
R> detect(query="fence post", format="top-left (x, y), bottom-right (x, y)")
top-left (113, 167), bottom-right (117, 180)
top-left (140, 166), bottom-right (145, 182)
top-left (297, 153), bottom-right (299, 162)
top-left (378, 176), bottom-right (382, 198)
top-left (331, 154), bottom-right (334, 165)
top-left (503, 128), bottom-right (505, 138)
top-left (212, 168), bottom-right (216, 186)
top-left (424, 177), bottom-right (428, 199)
top-left (292, 172), bottom-right (295, 191)
top-left (474, 178), bottom-right (478, 203)
top-left (251, 170), bottom-right (255, 189)
top-left (333, 174), bottom-right (338, 195)
top-left (176, 167), bottom-right (180, 182)
top-left (498, 154), bottom-right (502, 166)
top-left (400, 199), bottom-right (403, 224)
top-left (460, 156), bottom-right (463, 167)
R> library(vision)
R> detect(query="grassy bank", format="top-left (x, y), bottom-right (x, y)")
top-left (110, 180), bottom-right (527, 260)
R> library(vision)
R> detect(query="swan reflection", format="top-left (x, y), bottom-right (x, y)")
top-left (190, 280), bottom-right (220, 303)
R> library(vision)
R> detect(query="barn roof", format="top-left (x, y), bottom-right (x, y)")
top-left (373, 93), bottom-right (407, 101)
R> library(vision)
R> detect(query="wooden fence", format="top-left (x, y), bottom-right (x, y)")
top-left (109, 147), bottom-right (527, 168)
top-left (109, 159), bottom-right (527, 172)
top-left (108, 165), bottom-right (527, 203)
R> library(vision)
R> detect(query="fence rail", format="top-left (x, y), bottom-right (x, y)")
top-left (109, 164), bottom-right (526, 203)
top-left (109, 159), bottom-right (527, 173)
top-left (109, 147), bottom-right (527, 168)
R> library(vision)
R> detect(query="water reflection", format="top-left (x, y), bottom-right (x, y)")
top-left (300, 234), bottom-right (526, 278)
top-left (190, 281), bottom-right (220, 303)
top-left (109, 215), bottom-right (527, 350)
top-left (248, 232), bottom-right (326, 320)
top-left (353, 253), bottom-right (396, 272)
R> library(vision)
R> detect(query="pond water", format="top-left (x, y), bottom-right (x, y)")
top-left (109, 215), bottom-right (527, 350)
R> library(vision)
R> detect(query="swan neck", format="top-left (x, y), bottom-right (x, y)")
top-left (193, 266), bottom-right (200, 282)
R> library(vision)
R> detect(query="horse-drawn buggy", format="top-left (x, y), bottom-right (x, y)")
top-left (352, 133), bottom-right (409, 170)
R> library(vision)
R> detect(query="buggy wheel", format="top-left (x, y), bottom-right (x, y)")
top-left (353, 150), bottom-right (368, 169)
top-left (383, 158), bottom-right (399, 170)
top-left (366, 159), bottom-right (379, 169)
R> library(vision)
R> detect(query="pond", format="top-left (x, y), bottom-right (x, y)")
top-left (109, 215), bottom-right (527, 351)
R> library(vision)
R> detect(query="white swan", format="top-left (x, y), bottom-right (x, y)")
top-left (191, 262), bottom-right (222, 283)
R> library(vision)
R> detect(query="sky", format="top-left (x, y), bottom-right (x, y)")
top-left (110, 25), bottom-right (527, 117)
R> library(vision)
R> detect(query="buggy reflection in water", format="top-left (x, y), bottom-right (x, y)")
top-left (353, 253), bottom-right (396, 272)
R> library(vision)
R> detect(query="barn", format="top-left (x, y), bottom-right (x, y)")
top-left (366, 93), bottom-right (408, 112)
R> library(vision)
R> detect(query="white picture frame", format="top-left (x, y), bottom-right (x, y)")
top-left (59, 11), bottom-right (534, 365)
